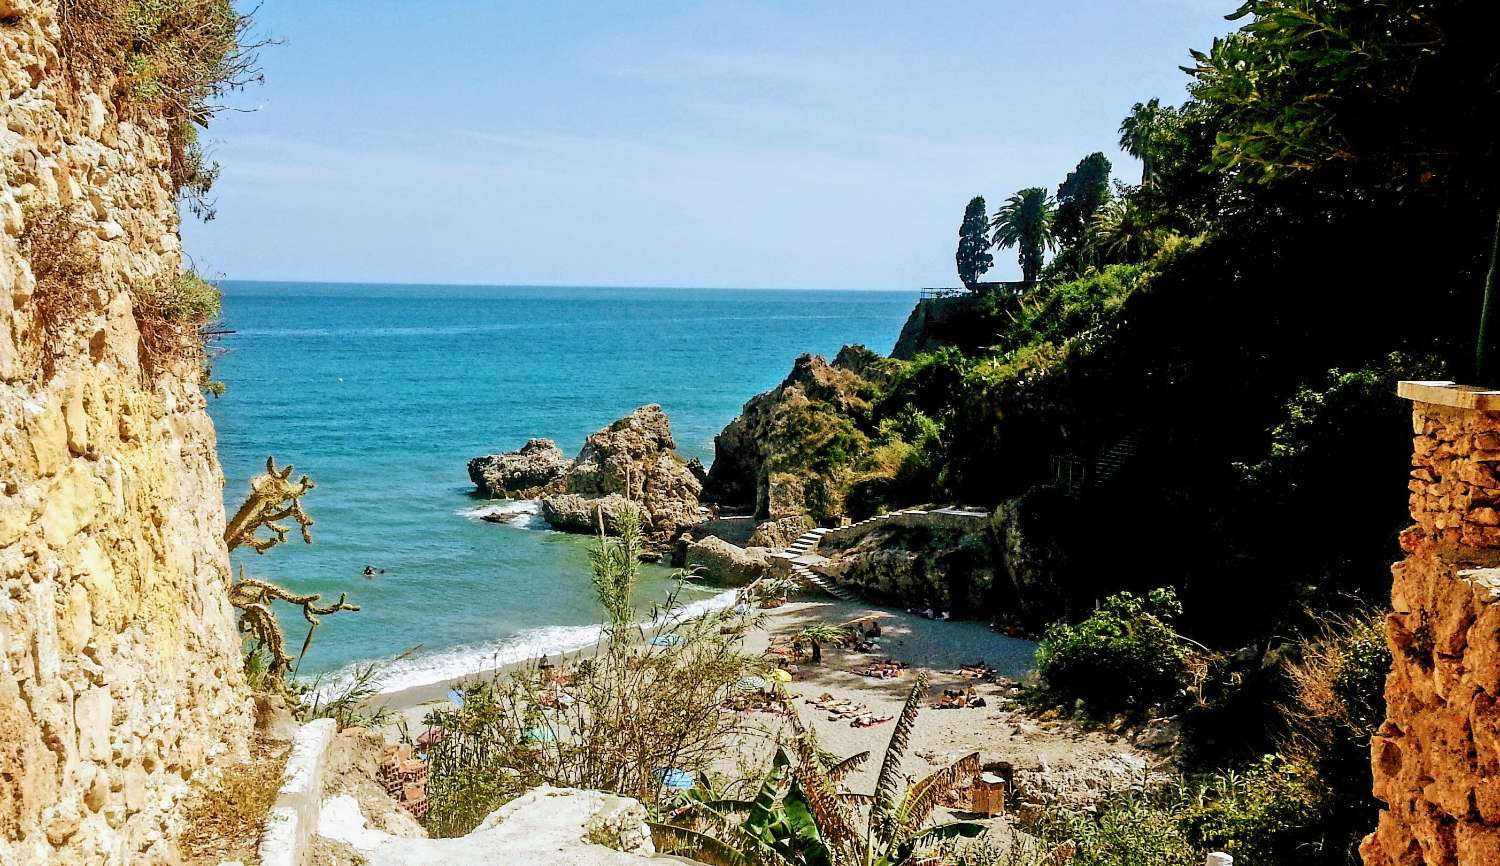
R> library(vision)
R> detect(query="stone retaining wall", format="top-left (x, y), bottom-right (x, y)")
top-left (1362, 382), bottom-right (1500, 866)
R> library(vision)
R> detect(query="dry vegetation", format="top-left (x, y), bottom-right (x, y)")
top-left (14, 202), bottom-right (99, 377)
top-left (176, 733), bottom-right (289, 865)
top-left (422, 506), bottom-right (763, 837)
top-left (56, 0), bottom-right (266, 216)
top-left (132, 269), bottom-right (223, 379)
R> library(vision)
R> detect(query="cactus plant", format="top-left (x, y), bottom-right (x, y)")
top-left (225, 457), bottom-right (358, 685)
top-left (225, 456), bottom-right (315, 554)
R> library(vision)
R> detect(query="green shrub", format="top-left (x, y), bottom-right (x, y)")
top-left (133, 270), bottom-right (222, 378)
top-left (1178, 755), bottom-right (1323, 865)
top-left (1034, 588), bottom-right (1193, 717)
top-left (1029, 790), bottom-right (1199, 866)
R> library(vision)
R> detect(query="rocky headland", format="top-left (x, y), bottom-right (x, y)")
top-left (469, 404), bottom-right (704, 551)
top-left (705, 345), bottom-right (901, 524)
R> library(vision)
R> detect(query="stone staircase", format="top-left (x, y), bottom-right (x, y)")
top-left (769, 507), bottom-right (988, 600)
top-left (1092, 433), bottom-right (1142, 485)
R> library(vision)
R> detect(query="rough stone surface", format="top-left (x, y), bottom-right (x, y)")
top-left (320, 785), bottom-right (664, 866)
top-left (466, 438), bottom-right (569, 498)
top-left (1, 5), bottom-right (251, 865)
top-left (705, 351), bottom-right (879, 519)
top-left (536, 405), bottom-right (703, 548)
top-left (1008, 749), bottom-right (1164, 817)
top-left (540, 493), bottom-right (636, 535)
top-left (817, 521), bottom-right (996, 616)
top-left (747, 515), bottom-right (813, 549)
top-left (683, 536), bottom-right (769, 586)
top-left (1362, 398), bottom-right (1500, 866)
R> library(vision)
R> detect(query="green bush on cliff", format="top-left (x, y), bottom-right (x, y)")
top-left (1177, 755), bottom-right (1324, 865)
top-left (57, 0), bottom-right (265, 215)
top-left (1034, 588), bottom-right (1193, 717)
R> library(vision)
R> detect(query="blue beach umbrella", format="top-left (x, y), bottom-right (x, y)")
top-left (650, 634), bottom-right (684, 647)
top-left (654, 767), bottom-right (695, 790)
top-left (522, 726), bottom-right (555, 743)
top-left (447, 689), bottom-right (465, 707)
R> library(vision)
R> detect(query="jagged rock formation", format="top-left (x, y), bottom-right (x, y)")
top-left (541, 405), bottom-right (702, 547)
top-left (467, 438), bottom-right (569, 498)
top-left (705, 349), bottom-right (891, 522)
top-left (561, 405), bottom-right (701, 536)
top-left (466, 406), bottom-right (702, 549)
top-left (1363, 383), bottom-right (1500, 866)
top-left (0, 4), bottom-right (250, 864)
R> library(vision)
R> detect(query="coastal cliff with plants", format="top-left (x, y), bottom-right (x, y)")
top-left (6, 1), bottom-right (1500, 865)
top-left (0, 1), bottom-right (256, 863)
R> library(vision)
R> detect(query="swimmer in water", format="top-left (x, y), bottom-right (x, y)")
top-left (362, 565), bottom-right (384, 578)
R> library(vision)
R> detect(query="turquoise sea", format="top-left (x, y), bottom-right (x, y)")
top-left (208, 282), bottom-right (915, 693)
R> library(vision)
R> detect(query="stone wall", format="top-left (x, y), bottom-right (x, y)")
top-left (1362, 382), bottom-right (1500, 866)
top-left (1, 3), bottom-right (250, 864)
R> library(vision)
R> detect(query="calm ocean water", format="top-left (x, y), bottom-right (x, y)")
top-left (208, 282), bottom-right (916, 692)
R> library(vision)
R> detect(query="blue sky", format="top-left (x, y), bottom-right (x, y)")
top-left (182, 1), bottom-right (1236, 290)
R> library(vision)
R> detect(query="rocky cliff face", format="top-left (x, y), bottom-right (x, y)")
top-left (705, 349), bottom-right (885, 522)
top-left (0, 5), bottom-right (249, 864)
top-left (817, 517), bottom-right (996, 615)
top-left (1362, 386), bottom-right (1500, 866)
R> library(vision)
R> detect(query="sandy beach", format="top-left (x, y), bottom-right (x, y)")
top-left (378, 594), bottom-right (1160, 808)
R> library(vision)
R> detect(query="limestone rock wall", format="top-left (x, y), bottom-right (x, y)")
top-left (0, 4), bottom-right (250, 864)
top-left (1363, 392), bottom-right (1500, 866)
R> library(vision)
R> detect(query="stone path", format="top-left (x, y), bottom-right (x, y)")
top-left (769, 507), bottom-right (990, 601)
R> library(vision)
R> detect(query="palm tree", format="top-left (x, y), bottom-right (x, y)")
top-left (1118, 98), bottom-right (1170, 188)
top-left (796, 624), bottom-right (851, 664)
top-left (990, 188), bottom-right (1055, 283)
top-left (652, 672), bottom-right (983, 866)
top-left (1088, 197), bottom-right (1161, 264)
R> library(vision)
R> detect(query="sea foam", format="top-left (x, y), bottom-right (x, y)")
top-left (309, 587), bottom-right (741, 698)
top-left (457, 498), bottom-right (549, 530)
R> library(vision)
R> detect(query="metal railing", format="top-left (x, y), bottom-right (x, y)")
top-left (912, 286), bottom-right (972, 300)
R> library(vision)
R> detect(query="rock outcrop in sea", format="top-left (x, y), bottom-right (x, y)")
top-left (470, 405), bottom-right (703, 550)
top-left (467, 438), bottom-right (570, 498)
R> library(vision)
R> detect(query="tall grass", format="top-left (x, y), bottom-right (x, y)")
top-left (422, 503), bottom-right (763, 836)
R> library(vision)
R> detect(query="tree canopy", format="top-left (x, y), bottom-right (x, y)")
top-left (990, 188), bottom-right (1055, 283)
top-left (954, 196), bottom-right (993, 289)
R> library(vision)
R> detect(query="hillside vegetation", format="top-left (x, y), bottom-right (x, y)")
top-left (700, 3), bottom-right (1500, 863)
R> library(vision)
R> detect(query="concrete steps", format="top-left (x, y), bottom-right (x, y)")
top-left (790, 561), bottom-right (855, 601)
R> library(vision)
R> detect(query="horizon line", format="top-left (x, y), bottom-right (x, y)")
top-left (214, 277), bottom-right (934, 293)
